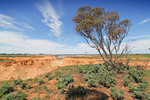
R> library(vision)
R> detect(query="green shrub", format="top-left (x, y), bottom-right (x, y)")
top-left (128, 68), bottom-right (145, 83)
top-left (37, 79), bottom-right (44, 85)
top-left (87, 79), bottom-right (96, 87)
top-left (82, 64), bottom-right (115, 88)
top-left (84, 75), bottom-right (88, 81)
top-left (45, 72), bottom-right (52, 78)
top-left (123, 75), bottom-right (131, 86)
top-left (0, 82), bottom-right (14, 98)
top-left (56, 84), bottom-right (62, 89)
top-left (27, 84), bottom-right (32, 89)
top-left (67, 73), bottom-right (74, 83)
top-left (48, 76), bottom-right (53, 80)
top-left (110, 87), bottom-right (124, 100)
top-left (26, 78), bottom-right (33, 81)
top-left (78, 67), bottom-right (83, 73)
top-left (43, 85), bottom-right (50, 93)
top-left (97, 65), bottom-right (116, 87)
top-left (55, 72), bottom-right (74, 90)
top-left (20, 82), bottom-right (27, 89)
top-left (3, 90), bottom-right (27, 100)
top-left (128, 83), bottom-right (148, 99)
top-left (33, 78), bottom-right (38, 82)
top-left (13, 78), bottom-right (22, 86)
top-left (66, 85), bottom-right (86, 99)
top-left (30, 97), bottom-right (42, 100)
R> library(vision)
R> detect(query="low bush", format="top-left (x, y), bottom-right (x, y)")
top-left (20, 82), bottom-right (27, 89)
top-left (55, 72), bottom-right (74, 90)
top-left (110, 87), bottom-right (124, 100)
top-left (123, 75), bottom-right (131, 86)
top-left (13, 78), bottom-right (22, 86)
top-left (3, 90), bottom-right (27, 100)
top-left (97, 65), bottom-right (116, 87)
top-left (82, 64), bottom-right (116, 88)
top-left (66, 85), bottom-right (86, 99)
top-left (0, 82), bottom-right (14, 98)
top-left (84, 75), bottom-right (88, 81)
top-left (26, 78), bottom-right (33, 81)
top-left (43, 85), bottom-right (50, 93)
top-left (45, 72), bottom-right (52, 78)
top-left (48, 76), bottom-right (53, 80)
top-left (37, 79), bottom-right (44, 85)
top-left (126, 67), bottom-right (149, 99)
top-left (27, 84), bottom-right (32, 89)
top-left (128, 83), bottom-right (148, 99)
top-left (30, 97), bottom-right (42, 100)
top-left (128, 68), bottom-right (145, 83)
top-left (87, 79), bottom-right (96, 87)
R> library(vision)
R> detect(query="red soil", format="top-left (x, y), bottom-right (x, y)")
top-left (0, 55), bottom-right (149, 81)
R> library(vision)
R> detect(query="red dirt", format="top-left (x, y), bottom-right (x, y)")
top-left (0, 55), bottom-right (149, 81)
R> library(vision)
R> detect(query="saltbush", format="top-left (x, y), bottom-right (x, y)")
top-left (37, 79), bottom-right (44, 85)
top-left (87, 79), bottom-right (96, 87)
top-left (66, 85), bottom-right (86, 99)
top-left (128, 68), bottom-right (145, 83)
top-left (30, 97), bottom-right (42, 100)
top-left (27, 84), bottom-right (32, 89)
top-left (20, 82), bottom-right (27, 89)
top-left (3, 90), bottom-right (27, 100)
top-left (45, 72), bottom-right (52, 78)
top-left (48, 76), bottom-right (53, 80)
top-left (56, 72), bottom-right (74, 89)
top-left (97, 65), bottom-right (116, 87)
top-left (128, 83), bottom-right (148, 99)
top-left (82, 64), bottom-right (116, 88)
top-left (126, 68), bottom-right (149, 100)
top-left (110, 87), bottom-right (124, 100)
top-left (0, 82), bottom-right (14, 98)
top-left (13, 78), bottom-right (22, 86)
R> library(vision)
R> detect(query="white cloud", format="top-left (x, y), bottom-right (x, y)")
top-left (131, 39), bottom-right (150, 53)
top-left (139, 19), bottom-right (150, 25)
top-left (0, 30), bottom-right (97, 54)
top-left (0, 31), bottom-right (63, 54)
top-left (37, 0), bottom-right (62, 38)
top-left (0, 30), bottom-right (149, 54)
top-left (131, 35), bottom-right (150, 39)
top-left (0, 14), bottom-right (35, 31)
top-left (21, 23), bottom-right (35, 31)
top-left (0, 14), bottom-right (23, 31)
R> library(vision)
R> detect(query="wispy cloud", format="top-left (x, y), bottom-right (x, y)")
top-left (139, 19), bottom-right (150, 25)
top-left (0, 14), bottom-right (35, 31)
top-left (0, 14), bottom-right (23, 31)
top-left (22, 23), bottom-right (35, 31)
top-left (37, 0), bottom-right (63, 38)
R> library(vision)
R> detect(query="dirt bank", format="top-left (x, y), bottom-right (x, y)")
top-left (0, 55), bottom-right (149, 81)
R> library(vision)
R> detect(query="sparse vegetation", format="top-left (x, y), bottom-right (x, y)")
top-left (13, 78), bottom-right (22, 86)
top-left (66, 85), bottom-right (86, 99)
top-left (110, 87), bottom-right (124, 100)
top-left (37, 79), bottom-right (44, 85)
top-left (0, 52), bottom-right (149, 100)
top-left (30, 97), bottom-right (42, 100)
top-left (20, 82), bottom-right (27, 89)
top-left (27, 84), bottom-right (32, 89)
top-left (3, 90), bottom-right (27, 100)
top-left (0, 82), bottom-right (14, 98)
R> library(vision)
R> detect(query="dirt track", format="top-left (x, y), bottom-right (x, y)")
top-left (0, 55), bottom-right (149, 81)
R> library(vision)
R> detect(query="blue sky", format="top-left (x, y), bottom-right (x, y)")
top-left (0, 0), bottom-right (150, 54)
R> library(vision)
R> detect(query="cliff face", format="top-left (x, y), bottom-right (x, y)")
top-left (0, 55), bottom-right (149, 81)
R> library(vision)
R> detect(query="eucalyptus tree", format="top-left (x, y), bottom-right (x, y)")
top-left (73, 6), bottom-right (131, 71)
